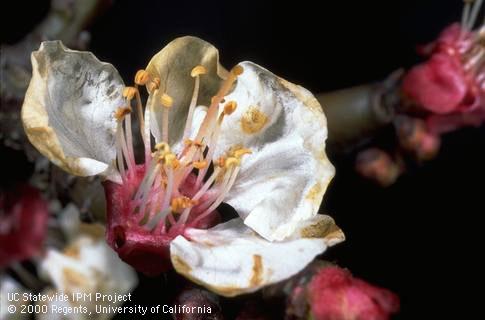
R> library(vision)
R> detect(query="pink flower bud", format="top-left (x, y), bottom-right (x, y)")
top-left (402, 53), bottom-right (467, 114)
top-left (402, 23), bottom-right (484, 127)
top-left (308, 267), bottom-right (399, 320)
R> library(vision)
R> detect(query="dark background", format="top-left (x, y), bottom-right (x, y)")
top-left (2, 0), bottom-right (484, 318)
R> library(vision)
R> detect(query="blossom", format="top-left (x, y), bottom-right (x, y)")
top-left (402, 20), bottom-right (484, 134)
top-left (308, 267), bottom-right (399, 320)
top-left (0, 184), bottom-right (49, 268)
top-left (21, 37), bottom-right (344, 295)
top-left (37, 206), bottom-right (137, 319)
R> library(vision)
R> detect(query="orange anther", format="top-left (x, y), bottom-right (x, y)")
top-left (193, 160), bottom-right (208, 169)
top-left (191, 65), bottom-right (207, 77)
top-left (147, 77), bottom-right (161, 92)
top-left (134, 70), bottom-right (150, 85)
top-left (161, 93), bottom-right (173, 108)
top-left (223, 101), bottom-right (237, 115)
top-left (114, 106), bottom-right (132, 120)
top-left (231, 65), bottom-right (244, 76)
top-left (122, 87), bottom-right (137, 100)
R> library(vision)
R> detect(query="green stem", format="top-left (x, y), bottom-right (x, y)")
top-left (317, 70), bottom-right (403, 154)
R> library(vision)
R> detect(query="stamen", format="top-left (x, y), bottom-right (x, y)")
top-left (133, 160), bottom-right (158, 203)
top-left (193, 160), bottom-right (208, 169)
top-left (155, 142), bottom-right (171, 154)
top-left (114, 106), bottom-right (132, 121)
top-left (147, 77), bottom-right (161, 92)
top-left (233, 148), bottom-right (252, 158)
top-left (137, 164), bottom-right (161, 219)
top-left (114, 107), bottom-right (134, 177)
top-left (216, 157), bottom-right (226, 168)
top-left (143, 98), bottom-right (152, 163)
top-left (224, 157), bottom-right (240, 168)
top-left (122, 87), bottom-right (137, 100)
top-left (146, 174), bottom-right (163, 219)
top-left (177, 166), bottom-right (222, 226)
top-left (146, 207), bottom-right (171, 231)
top-left (162, 153), bottom-right (180, 169)
top-left (173, 139), bottom-right (204, 188)
top-left (191, 167), bottom-right (221, 202)
top-left (192, 166), bottom-right (240, 226)
top-left (468, 0), bottom-right (483, 30)
top-left (223, 101), bottom-right (237, 116)
top-left (116, 133), bottom-right (126, 179)
top-left (191, 65), bottom-right (207, 78)
top-left (212, 66), bottom-right (243, 107)
top-left (124, 114), bottom-right (136, 169)
top-left (134, 69), bottom-right (150, 86)
top-left (183, 65), bottom-right (206, 140)
top-left (464, 48), bottom-right (485, 71)
top-left (156, 167), bottom-right (174, 225)
top-left (117, 137), bottom-right (133, 178)
top-left (232, 65), bottom-right (244, 76)
top-left (124, 85), bottom-right (149, 162)
top-left (161, 93), bottom-right (174, 108)
top-left (194, 65), bottom-right (244, 142)
top-left (462, 0), bottom-right (473, 33)
top-left (180, 65), bottom-right (243, 185)
top-left (171, 196), bottom-right (197, 214)
top-left (161, 93), bottom-right (173, 143)
top-left (194, 101), bottom-right (238, 188)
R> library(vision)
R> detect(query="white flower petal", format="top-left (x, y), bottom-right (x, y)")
top-left (40, 236), bottom-right (137, 310)
top-left (170, 217), bottom-right (342, 297)
top-left (215, 62), bottom-right (335, 241)
top-left (22, 41), bottom-right (124, 177)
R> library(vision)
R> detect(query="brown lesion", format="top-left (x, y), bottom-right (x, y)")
top-left (24, 126), bottom-right (87, 176)
top-left (323, 229), bottom-right (346, 246)
top-left (277, 78), bottom-right (323, 113)
top-left (63, 243), bottom-right (81, 258)
top-left (240, 106), bottom-right (269, 134)
top-left (300, 216), bottom-right (345, 245)
top-left (171, 254), bottom-right (263, 297)
top-left (63, 267), bottom-right (87, 288)
top-left (201, 241), bottom-right (216, 247)
top-left (172, 255), bottom-right (192, 274)
top-left (249, 254), bottom-right (263, 287)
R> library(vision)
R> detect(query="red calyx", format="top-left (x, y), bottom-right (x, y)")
top-left (104, 165), bottom-right (173, 276)
top-left (104, 165), bottom-right (220, 276)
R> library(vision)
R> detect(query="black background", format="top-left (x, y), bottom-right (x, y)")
top-left (2, 0), bottom-right (484, 318)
